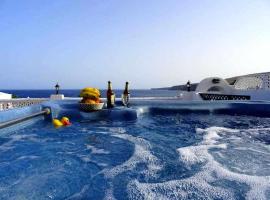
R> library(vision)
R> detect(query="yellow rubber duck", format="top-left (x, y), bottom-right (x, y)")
top-left (53, 119), bottom-right (63, 127)
top-left (61, 117), bottom-right (71, 126)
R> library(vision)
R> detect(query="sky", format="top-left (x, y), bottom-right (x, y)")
top-left (0, 0), bottom-right (270, 89)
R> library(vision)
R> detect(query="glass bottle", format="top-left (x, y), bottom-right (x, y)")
top-left (107, 81), bottom-right (115, 108)
top-left (122, 82), bottom-right (130, 106)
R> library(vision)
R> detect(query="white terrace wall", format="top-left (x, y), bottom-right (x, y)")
top-left (0, 98), bottom-right (48, 111)
top-left (195, 77), bottom-right (234, 94)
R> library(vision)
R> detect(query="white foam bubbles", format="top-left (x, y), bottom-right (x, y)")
top-left (178, 145), bottom-right (208, 165)
top-left (128, 177), bottom-right (234, 200)
top-left (177, 126), bottom-right (270, 200)
top-left (103, 182), bottom-right (117, 200)
top-left (126, 126), bottom-right (270, 199)
top-left (102, 133), bottom-right (162, 200)
top-left (86, 144), bottom-right (110, 155)
top-left (103, 134), bottom-right (162, 179)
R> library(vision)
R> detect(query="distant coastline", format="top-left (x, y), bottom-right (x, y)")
top-left (151, 84), bottom-right (197, 91)
top-left (151, 72), bottom-right (270, 91)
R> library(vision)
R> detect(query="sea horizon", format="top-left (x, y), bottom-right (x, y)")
top-left (0, 89), bottom-right (178, 98)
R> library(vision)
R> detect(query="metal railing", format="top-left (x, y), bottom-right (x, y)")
top-left (0, 108), bottom-right (51, 129)
top-left (199, 93), bottom-right (251, 101)
top-left (0, 98), bottom-right (48, 111)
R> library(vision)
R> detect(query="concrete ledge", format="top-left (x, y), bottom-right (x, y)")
top-left (50, 94), bottom-right (65, 100)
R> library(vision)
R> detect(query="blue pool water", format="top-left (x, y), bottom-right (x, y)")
top-left (0, 112), bottom-right (270, 199)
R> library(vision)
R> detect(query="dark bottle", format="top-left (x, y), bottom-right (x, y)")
top-left (122, 82), bottom-right (130, 106)
top-left (107, 81), bottom-right (115, 108)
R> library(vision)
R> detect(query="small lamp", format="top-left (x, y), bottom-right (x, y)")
top-left (55, 83), bottom-right (60, 95)
top-left (186, 80), bottom-right (191, 92)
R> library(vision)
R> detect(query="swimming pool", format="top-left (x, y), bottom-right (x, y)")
top-left (0, 101), bottom-right (270, 199)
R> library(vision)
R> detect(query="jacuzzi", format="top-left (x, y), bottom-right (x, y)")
top-left (0, 99), bottom-right (269, 199)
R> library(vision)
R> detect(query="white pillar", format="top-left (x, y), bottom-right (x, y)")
top-left (50, 94), bottom-right (65, 100)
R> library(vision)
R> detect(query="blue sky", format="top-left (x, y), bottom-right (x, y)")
top-left (0, 0), bottom-right (270, 89)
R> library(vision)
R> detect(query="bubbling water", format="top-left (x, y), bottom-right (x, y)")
top-left (0, 114), bottom-right (270, 199)
top-left (125, 127), bottom-right (270, 200)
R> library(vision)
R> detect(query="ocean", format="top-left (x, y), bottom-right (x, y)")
top-left (0, 89), bottom-right (179, 98)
